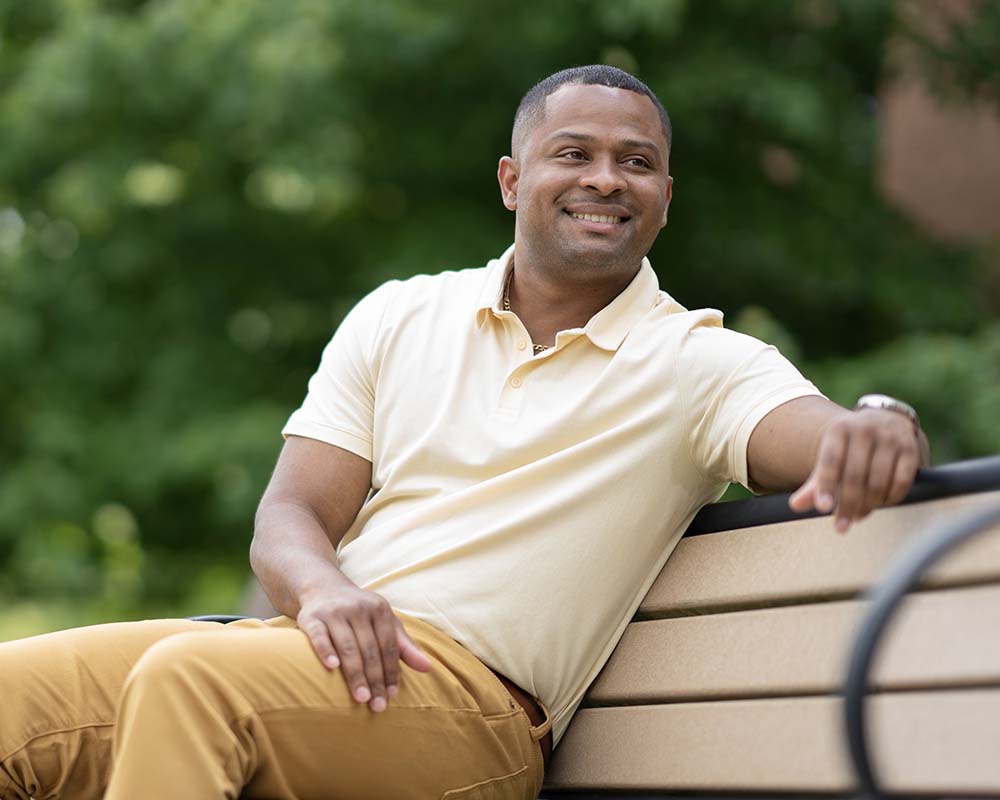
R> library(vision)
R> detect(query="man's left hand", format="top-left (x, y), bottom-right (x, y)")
top-left (788, 408), bottom-right (930, 532)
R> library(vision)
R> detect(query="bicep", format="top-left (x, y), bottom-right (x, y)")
top-left (746, 395), bottom-right (850, 492)
top-left (259, 434), bottom-right (373, 548)
top-left (678, 321), bottom-right (825, 488)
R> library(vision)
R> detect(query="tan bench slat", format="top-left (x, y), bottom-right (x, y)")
top-left (589, 584), bottom-right (1000, 703)
top-left (546, 690), bottom-right (1000, 794)
top-left (640, 490), bottom-right (1000, 617)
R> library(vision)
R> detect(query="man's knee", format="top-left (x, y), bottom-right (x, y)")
top-left (122, 631), bottom-right (230, 703)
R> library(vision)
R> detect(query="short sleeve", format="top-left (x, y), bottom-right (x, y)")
top-left (677, 314), bottom-right (825, 488)
top-left (281, 281), bottom-right (397, 461)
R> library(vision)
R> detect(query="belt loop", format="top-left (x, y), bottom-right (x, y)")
top-left (528, 699), bottom-right (553, 741)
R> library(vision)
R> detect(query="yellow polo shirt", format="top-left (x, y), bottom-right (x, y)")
top-left (282, 244), bottom-right (823, 746)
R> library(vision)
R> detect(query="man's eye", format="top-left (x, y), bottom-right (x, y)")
top-left (625, 157), bottom-right (651, 168)
top-left (561, 150), bottom-right (586, 160)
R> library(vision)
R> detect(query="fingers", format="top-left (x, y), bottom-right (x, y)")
top-left (396, 622), bottom-right (435, 673)
top-left (299, 592), bottom-right (428, 714)
top-left (798, 410), bottom-right (923, 534)
top-left (788, 476), bottom-right (817, 512)
top-left (328, 617), bottom-right (373, 706)
top-left (347, 615), bottom-right (389, 713)
top-left (833, 433), bottom-right (874, 533)
top-left (372, 604), bottom-right (401, 699)
top-left (887, 448), bottom-right (920, 506)
top-left (300, 617), bottom-right (340, 670)
top-left (810, 424), bottom-right (848, 515)
top-left (861, 445), bottom-right (898, 514)
top-left (788, 427), bottom-right (847, 513)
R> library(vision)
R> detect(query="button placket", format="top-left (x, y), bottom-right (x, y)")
top-left (494, 316), bottom-right (537, 414)
top-left (497, 360), bottom-right (530, 414)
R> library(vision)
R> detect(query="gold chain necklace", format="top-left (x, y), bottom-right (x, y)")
top-left (502, 270), bottom-right (551, 354)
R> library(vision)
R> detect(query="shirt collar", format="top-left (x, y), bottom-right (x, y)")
top-left (582, 258), bottom-right (659, 351)
top-left (474, 244), bottom-right (661, 352)
top-left (474, 243), bottom-right (516, 328)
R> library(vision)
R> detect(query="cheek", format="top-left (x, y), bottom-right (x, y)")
top-left (523, 169), bottom-right (573, 200)
top-left (640, 186), bottom-right (669, 221)
top-left (521, 181), bottom-right (557, 216)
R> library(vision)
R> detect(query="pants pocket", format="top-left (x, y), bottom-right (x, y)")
top-left (439, 764), bottom-right (532, 799)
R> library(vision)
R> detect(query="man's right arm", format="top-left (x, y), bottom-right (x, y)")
top-left (250, 434), bottom-right (433, 714)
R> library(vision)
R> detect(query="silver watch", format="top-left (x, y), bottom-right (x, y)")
top-left (854, 393), bottom-right (920, 428)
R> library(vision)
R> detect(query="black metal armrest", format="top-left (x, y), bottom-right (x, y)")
top-left (687, 455), bottom-right (1000, 536)
top-left (843, 502), bottom-right (1000, 799)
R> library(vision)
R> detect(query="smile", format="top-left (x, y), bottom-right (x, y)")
top-left (568, 212), bottom-right (625, 225)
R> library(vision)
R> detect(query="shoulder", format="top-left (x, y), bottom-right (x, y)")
top-left (342, 263), bottom-right (488, 324)
top-left (654, 302), bottom-right (766, 353)
top-left (639, 294), bottom-right (728, 345)
top-left (347, 264), bottom-right (495, 350)
top-left (391, 265), bottom-right (489, 300)
top-left (639, 298), bottom-right (794, 376)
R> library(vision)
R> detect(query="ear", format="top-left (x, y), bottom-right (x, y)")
top-left (660, 175), bottom-right (674, 228)
top-left (497, 156), bottom-right (519, 211)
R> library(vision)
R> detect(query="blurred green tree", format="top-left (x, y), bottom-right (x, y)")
top-left (0, 0), bottom-right (995, 629)
top-left (902, 0), bottom-right (1000, 101)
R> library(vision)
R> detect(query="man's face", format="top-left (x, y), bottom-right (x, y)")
top-left (499, 84), bottom-right (673, 276)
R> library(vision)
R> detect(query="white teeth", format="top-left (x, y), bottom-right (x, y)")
top-left (571, 212), bottom-right (622, 224)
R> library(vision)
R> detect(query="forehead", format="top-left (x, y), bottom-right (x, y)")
top-left (531, 84), bottom-right (668, 154)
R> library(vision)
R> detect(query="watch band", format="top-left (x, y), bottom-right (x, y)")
top-left (854, 393), bottom-right (920, 429)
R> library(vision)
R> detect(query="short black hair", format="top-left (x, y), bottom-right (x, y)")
top-left (511, 65), bottom-right (672, 157)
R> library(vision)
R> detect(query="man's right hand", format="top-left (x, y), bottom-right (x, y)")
top-left (252, 437), bottom-right (433, 713)
top-left (296, 583), bottom-right (435, 713)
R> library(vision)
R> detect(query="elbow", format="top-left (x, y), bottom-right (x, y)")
top-left (249, 504), bottom-right (271, 577)
top-left (248, 532), bottom-right (261, 573)
top-left (248, 529), bottom-right (263, 579)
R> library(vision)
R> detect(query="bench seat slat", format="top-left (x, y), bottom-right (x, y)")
top-left (545, 690), bottom-right (1000, 794)
top-left (640, 491), bottom-right (1000, 617)
top-left (588, 583), bottom-right (1000, 703)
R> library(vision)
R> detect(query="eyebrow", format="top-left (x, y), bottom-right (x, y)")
top-left (547, 130), bottom-right (662, 153)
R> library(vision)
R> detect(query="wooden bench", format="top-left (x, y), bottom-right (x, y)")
top-left (539, 456), bottom-right (1000, 799)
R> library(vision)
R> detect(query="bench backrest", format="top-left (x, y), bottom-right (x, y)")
top-left (543, 458), bottom-right (1000, 797)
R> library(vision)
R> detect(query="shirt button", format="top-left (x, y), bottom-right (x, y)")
top-left (517, 339), bottom-right (527, 351)
top-left (510, 376), bottom-right (522, 388)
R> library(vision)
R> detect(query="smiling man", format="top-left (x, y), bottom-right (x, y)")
top-left (0, 66), bottom-right (928, 800)
top-left (497, 75), bottom-right (673, 356)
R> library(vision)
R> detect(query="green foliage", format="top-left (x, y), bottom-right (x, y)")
top-left (0, 0), bottom-right (995, 635)
top-left (901, 0), bottom-right (1000, 102)
top-left (811, 323), bottom-right (1000, 463)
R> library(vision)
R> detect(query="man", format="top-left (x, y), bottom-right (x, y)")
top-left (0, 65), bottom-right (927, 800)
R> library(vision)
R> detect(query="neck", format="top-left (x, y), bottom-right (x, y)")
top-left (506, 252), bottom-right (640, 348)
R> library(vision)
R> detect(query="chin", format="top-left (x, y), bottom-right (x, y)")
top-left (563, 240), bottom-right (636, 270)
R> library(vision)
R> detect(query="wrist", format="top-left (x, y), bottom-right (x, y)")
top-left (853, 393), bottom-right (920, 430)
top-left (297, 564), bottom-right (354, 605)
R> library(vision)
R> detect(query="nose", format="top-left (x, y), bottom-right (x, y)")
top-left (579, 155), bottom-right (626, 196)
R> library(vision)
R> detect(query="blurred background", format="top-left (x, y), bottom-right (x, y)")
top-left (1, 0), bottom-right (998, 640)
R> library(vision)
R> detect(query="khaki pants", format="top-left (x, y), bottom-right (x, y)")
top-left (0, 612), bottom-right (550, 799)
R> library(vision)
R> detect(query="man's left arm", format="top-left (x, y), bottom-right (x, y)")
top-left (747, 395), bottom-right (932, 533)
